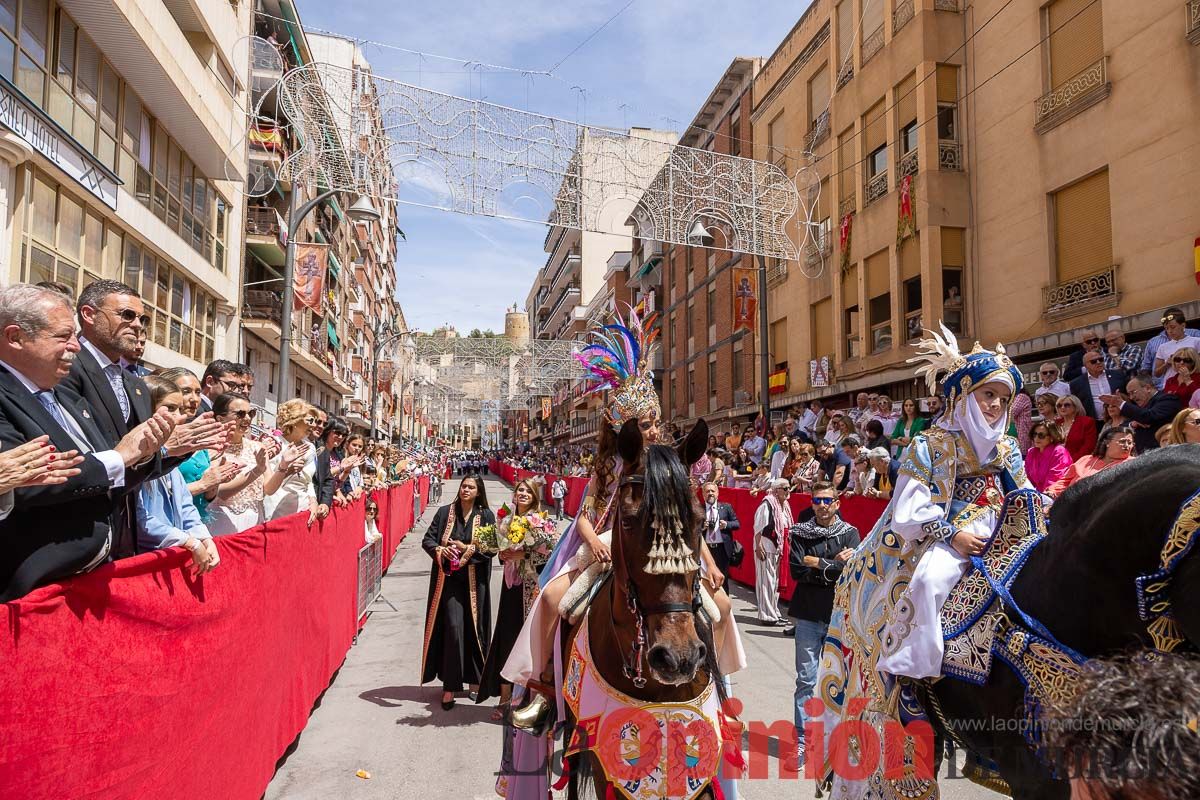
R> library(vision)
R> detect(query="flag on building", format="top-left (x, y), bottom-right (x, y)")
top-left (732, 267), bottom-right (757, 331)
top-left (293, 242), bottom-right (329, 312)
top-left (769, 369), bottom-right (788, 395)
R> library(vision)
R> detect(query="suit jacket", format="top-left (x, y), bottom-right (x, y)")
top-left (701, 500), bottom-right (740, 559)
top-left (0, 370), bottom-right (140, 602)
top-left (1063, 348), bottom-right (1090, 383)
top-left (314, 448), bottom-right (337, 506)
top-left (1123, 392), bottom-right (1183, 453)
top-left (57, 344), bottom-right (152, 446)
top-left (1069, 370), bottom-right (1128, 421)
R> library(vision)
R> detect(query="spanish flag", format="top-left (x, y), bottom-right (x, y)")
top-left (1195, 237), bottom-right (1200, 286)
top-left (769, 369), bottom-right (788, 395)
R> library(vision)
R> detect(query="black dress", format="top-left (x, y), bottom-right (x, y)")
top-left (420, 503), bottom-right (495, 692)
top-left (477, 576), bottom-right (524, 702)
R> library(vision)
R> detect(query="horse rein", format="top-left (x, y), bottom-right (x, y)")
top-left (606, 472), bottom-right (704, 689)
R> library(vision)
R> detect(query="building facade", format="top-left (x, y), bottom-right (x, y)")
top-left (0, 0), bottom-right (247, 376)
top-left (752, 0), bottom-right (1200, 410)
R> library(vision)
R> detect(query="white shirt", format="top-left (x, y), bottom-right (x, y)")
top-left (551, 480), bottom-right (567, 499)
top-left (1154, 336), bottom-right (1200, 381)
top-left (1086, 372), bottom-right (1111, 418)
top-left (0, 359), bottom-right (125, 487)
top-left (703, 501), bottom-right (722, 545)
top-left (80, 337), bottom-right (132, 420)
top-left (798, 408), bottom-right (819, 436)
top-left (1034, 380), bottom-right (1072, 398)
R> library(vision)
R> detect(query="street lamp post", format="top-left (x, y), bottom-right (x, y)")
top-left (278, 188), bottom-right (381, 404)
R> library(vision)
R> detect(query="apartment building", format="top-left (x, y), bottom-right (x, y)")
top-left (652, 57), bottom-right (763, 437)
top-left (1, 0), bottom-right (247, 375)
top-left (753, 0), bottom-right (1200, 409)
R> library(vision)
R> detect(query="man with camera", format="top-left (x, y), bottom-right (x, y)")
top-left (699, 481), bottom-right (740, 581)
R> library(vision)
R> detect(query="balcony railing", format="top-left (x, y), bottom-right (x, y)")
top-left (246, 206), bottom-right (282, 238)
top-left (836, 61), bottom-right (854, 90)
top-left (938, 140), bottom-right (963, 171)
top-left (898, 148), bottom-right (919, 180)
top-left (934, 0), bottom-right (958, 10)
top-left (865, 171), bottom-right (888, 205)
top-left (1034, 57), bottom-right (1110, 133)
top-left (1188, 0), bottom-right (1200, 45)
top-left (243, 290), bottom-right (282, 323)
top-left (1042, 265), bottom-right (1120, 321)
top-left (804, 233), bottom-right (832, 266)
top-left (862, 26), bottom-right (885, 65)
top-left (893, 0), bottom-right (914, 34)
top-left (806, 109), bottom-right (830, 150)
top-left (839, 195), bottom-right (856, 218)
top-left (766, 259), bottom-right (787, 288)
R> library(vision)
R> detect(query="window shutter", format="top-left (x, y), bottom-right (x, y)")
top-left (837, 1), bottom-right (853, 61)
top-left (896, 73), bottom-right (917, 126)
top-left (900, 233), bottom-right (921, 279)
top-left (839, 129), bottom-right (855, 200)
top-left (866, 249), bottom-right (890, 298)
top-left (814, 298), bottom-right (833, 357)
top-left (809, 65), bottom-right (830, 123)
top-left (864, 101), bottom-right (887, 153)
top-left (1049, 0), bottom-right (1103, 87)
top-left (1054, 170), bottom-right (1112, 282)
top-left (941, 227), bottom-right (965, 267)
top-left (863, 0), bottom-right (883, 36)
top-left (771, 318), bottom-right (789, 364)
top-left (936, 65), bottom-right (958, 104)
top-left (842, 264), bottom-right (859, 309)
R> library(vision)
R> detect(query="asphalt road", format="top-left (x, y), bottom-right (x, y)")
top-left (265, 477), bottom-right (999, 800)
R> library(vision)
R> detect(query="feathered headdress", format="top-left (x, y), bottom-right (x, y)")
top-left (575, 306), bottom-right (661, 427)
top-left (907, 322), bottom-right (1023, 413)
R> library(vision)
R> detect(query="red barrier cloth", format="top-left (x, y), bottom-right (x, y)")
top-left (389, 482), bottom-right (415, 564)
top-left (0, 501), bottom-right (371, 800)
top-left (418, 476), bottom-right (430, 513)
top-left (373, 487), bottom-right (392, 572)
top-left (489, 462), bottom-right (590, 519)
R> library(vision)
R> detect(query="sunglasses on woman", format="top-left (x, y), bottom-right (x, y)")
top-left (1032, 431), bottom-right (1049, 439)
top-left (1172, 357), bottom-right (1195, 366)
top-left (225, 409), bottom-right (257, 420)
top-left (1056, 403), bottom-right (1073, 410)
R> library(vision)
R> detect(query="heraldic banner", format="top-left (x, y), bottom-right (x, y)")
top-left (732, 267), bottom-right (757, 332)
top-left (293, 242), bottom-right (329, 313)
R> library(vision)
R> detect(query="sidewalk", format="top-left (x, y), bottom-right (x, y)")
top-left (264, 477), bottom-right (992, 800)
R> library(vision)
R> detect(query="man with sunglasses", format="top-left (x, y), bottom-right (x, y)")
top-left (1063, 329), bottom-right (1104, 383)
top-left (1070, 348), bottom-right (1128, 421)
top-left (787, 481), bottom-right (860, 766)
top-left (1034, 362), bottom-right (1071, 399)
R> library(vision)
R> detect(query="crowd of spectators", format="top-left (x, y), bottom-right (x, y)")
top-left (0, 281), bottom-right (445, 603)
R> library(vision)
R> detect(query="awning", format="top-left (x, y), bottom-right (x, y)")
top-left (328, 251), bottom-right (341, 279)
top-left (327, 196), bottom-right (345, 223)
top-left (327, 321), bottom-right (340, 350)
top-left (634, 256), bottom-right (662, 280)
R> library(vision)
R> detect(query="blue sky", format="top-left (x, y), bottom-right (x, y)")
top-left (295, 0), bottom-right (810, 334)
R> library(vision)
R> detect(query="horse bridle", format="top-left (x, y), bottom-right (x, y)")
top-left (606, 472), bottom-right (704, 688)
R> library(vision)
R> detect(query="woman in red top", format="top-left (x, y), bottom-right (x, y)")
top-left (1163, 347), bottom-right (1200, 406)
top-left (1056, 394), bottom-right (1098, 461)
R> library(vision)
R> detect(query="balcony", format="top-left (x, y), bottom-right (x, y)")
top-left (1034, 57), bottom-right (1110, 134)
top-left (836, 61), bottom-right (854, 90)
top-left (806, 110), bottom-right (830, 150)
top-left (1188, 0), bottom-right (1200, 45)
top-left (839, 196), bottom-right (856, 219)
top-left (862, 26), bottom-right (885, 65)
top-left (934, 0), bottom-right (959, 10)
top-left (804, 232), bottom-right (832, 267)
top-left (766, 259), bottom-right (787, 288)
top-left (898, 148), bottom-right (919, 180)
top-left (245, 206), bottom-right (286, 266)
top-left (865, 171), bottom-right (888, 206)
top-left (1042, 265), bottom-right (1120, 321)
top-left (938, 140), bottom-right (963, 171)
top-left (549, 250), bottom-right (581, 294)
top-left (243, 289), bottom-right (283, 324)
top-left (893, 0), bottom-right (914, 34)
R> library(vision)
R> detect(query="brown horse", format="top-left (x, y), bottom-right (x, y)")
top-left (562, 418), bottom-right (726, 799)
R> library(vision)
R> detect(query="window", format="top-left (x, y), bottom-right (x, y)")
top-left (687, 368), bottom-right (695, 404)
top-left (900, 122), bottom-right (918, 155)
top-left (904, 277), bottom-right (922, 342)
top-left (732, 345), bottom-right (744, 393)
top-left (843, 264), bottom-right (860, 359)
top-left (896, 73), bottom-right (917, 152)
top-left (708, 355), bottom-right (718, 398)
top-left (942, 270), bottom-right (963, 334)
top-left (767, 111), bottom-right (786, 166)
top-left (808, 65), bottom-right (830, 128)
top-left (813, 298), bottom-right (833, 360)
top-left (866, 250), bottom-right (890, 353)
top-left (728, 104), bottom-right (741, 157)
top-left (1047, 0), bottom-right (1103, 88)
top-left (864, 101), bottom-right (886, 178)
top-left (670, 311), bottom-right (678, 356)
top-left (686, 300), bottom-right (694, 341)
top-left (1052, 169), bottom-right (1112, 282)
top-left (838, 129), bottom-right (855, 205)
top-left (868, 145), bottom-right (887, 177)
top-left (845, 306), bottom-right (861, 359)
top-left (770, 318), bottom-right (788, 369)
top-left (936, 65), bottom-right (958, 140)
top-left (706, 285), bottom-right (715, 328)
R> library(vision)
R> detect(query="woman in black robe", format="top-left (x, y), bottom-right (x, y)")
top-left (420, 475), bottom-right (495, 710)
top-left (477, 478), bottom-right (557, 718)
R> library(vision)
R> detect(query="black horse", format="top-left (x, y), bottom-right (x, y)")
top-left (930, 445), bottom-right (1200, 799)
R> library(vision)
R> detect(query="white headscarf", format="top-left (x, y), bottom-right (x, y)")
top-left (938, 382), bottom-right (1010, 465)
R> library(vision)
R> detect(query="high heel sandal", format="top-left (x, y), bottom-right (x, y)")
top-left (509, 678), bottom-right (555, 736)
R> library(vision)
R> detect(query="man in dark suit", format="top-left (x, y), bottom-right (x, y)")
top-left (1070, 349), bottom-right (1128, 422)
top-left (699, 481), bottom-right (740, 580)
top-left (1063, 328), bottom-right (1104, 383)
top-left (198, 359), bottom-right (247, 413)
top-left (0, 285), bottom-right (173, 601)
top-left (1102, 372), bottom-right (1182, 453)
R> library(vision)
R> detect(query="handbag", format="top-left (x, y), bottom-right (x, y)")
top-left (728, 538), bottom-right (745, 568)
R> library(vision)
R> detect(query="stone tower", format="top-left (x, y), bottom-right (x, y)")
top-left (504, 305), bottom-right (530, 346)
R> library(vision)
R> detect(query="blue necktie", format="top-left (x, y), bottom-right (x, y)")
top-left (36, 391), bottom-right (94, 453)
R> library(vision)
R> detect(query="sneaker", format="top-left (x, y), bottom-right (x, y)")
top-left (783, 624), bottom-right (796, 637)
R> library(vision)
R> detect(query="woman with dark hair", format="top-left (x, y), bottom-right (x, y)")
top-left (420, 475), bottom-right (495, 710)
top-left (890, 397), bottom-right (927, 458)
top-left (314, 417), bottom-right (349, 510)
top-left (478, 478), bottom-right (557, 717)
top-left (1024, 420), bottom-right (1072, 493)
top-left (1046, 426), bottom-right (1134, 498)
top-left (864, 418), bottom-right (891, 453)
top-left (207, 393), bottom-right (270, 536)
top-left (157, 366), bottom-right (238, 519)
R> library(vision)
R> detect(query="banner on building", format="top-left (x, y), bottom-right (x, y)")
top-left (293, 242), bottom-right (329, 313)
top-left (839, 212), bottom-right (853, 273)
top-left (897, 174), bottom-right (916, 249)
top-left (541, 397), bottom-right (552, 420)
top-left (377, 360), bottom-right (395, 391)
top-left (732, 267), bottom-right (757, 331)
top-left (768, 369), bottom-right (788, 395)
top-left (810, 356), bottom-right (832, 388)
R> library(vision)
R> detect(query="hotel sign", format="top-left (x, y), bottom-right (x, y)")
top-left (0, 78), bottom-right (119, 208)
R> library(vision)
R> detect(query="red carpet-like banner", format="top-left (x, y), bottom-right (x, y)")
top-left (0, 477), bottom-right (429, 800)
top-left (489, 460), bottom-right (886, 602)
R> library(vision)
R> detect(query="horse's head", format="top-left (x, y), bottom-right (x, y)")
top-left (611, 417), bottom-right (710, 686)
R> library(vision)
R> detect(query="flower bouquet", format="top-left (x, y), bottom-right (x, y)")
top-left (496, 511), bottom-right (560, 588)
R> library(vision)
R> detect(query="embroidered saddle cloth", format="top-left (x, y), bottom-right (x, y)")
top-left (940, 489), bottom-right (1049, 684)
top-left (563, 616), bottom-right (726, 800)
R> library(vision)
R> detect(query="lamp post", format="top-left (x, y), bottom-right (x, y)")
top-left (687, 220), bottom-right (772, 428)
top-left (278, 188), bottom-right (381, 404)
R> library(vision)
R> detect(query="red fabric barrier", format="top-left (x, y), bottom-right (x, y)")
top-left (722, 487), bottom-right (887, 600)
top-left (491, 462), bottom-right (590, 519)
top-left (388, 482), bottom-right (415, 567)
top-left (0, 483), bottom-right (423, 800)
top-left (418, 475), bottom-right (430, 513)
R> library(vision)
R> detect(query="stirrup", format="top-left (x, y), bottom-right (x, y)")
top-left (510, 679), bottom-right (555, 735)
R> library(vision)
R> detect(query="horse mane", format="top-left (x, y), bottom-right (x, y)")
top-left (641, 443), bottom-right (699, 537)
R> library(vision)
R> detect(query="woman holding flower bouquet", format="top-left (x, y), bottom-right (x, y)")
top-left (420, 475), bottom-right (496, 711)
top-left (477, 479), bottom-right (559, 718)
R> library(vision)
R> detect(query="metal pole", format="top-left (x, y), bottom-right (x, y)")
top-left (369, 329), bottom-right (380, 441)
top-left (757, 253), bottom-right (771, 430)
top-left (278, 188), bottom-right (338, 404)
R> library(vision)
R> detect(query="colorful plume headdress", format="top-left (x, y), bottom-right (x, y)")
top-left (907, 322), bottom-right (1023, 413)
top-left (575, 306), bottom-right (661, 427)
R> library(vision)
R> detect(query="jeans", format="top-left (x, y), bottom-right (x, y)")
top-left (555, 499), bottom-right (564, 520)
top-left (793, 617), bottom-right (829, 745)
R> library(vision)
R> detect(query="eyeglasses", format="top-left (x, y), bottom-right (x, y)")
top-left (1162, 316), bottom-right (1182, 326)
top-left (1173, 357), bottom-right (1195, 366)
top-left (303, 416), bottom-right (318, 425)
top-left (811, 496), bottom-right (836, 506)
top-left (1083, 337), bottom-right (1100, 345)
top-left (105, 307), bottom-right (151, 327)
top-left (1085, 358), bottom-right (1104, 365)
top-left (224, 408), bottom-right (257, 420)
top-left (1032, 431), bottom-right (1049, 439)
top-left (1056, 403), bottom-right (1073, 410)
top-left (1040, 370), bottom-right (1058, 376)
